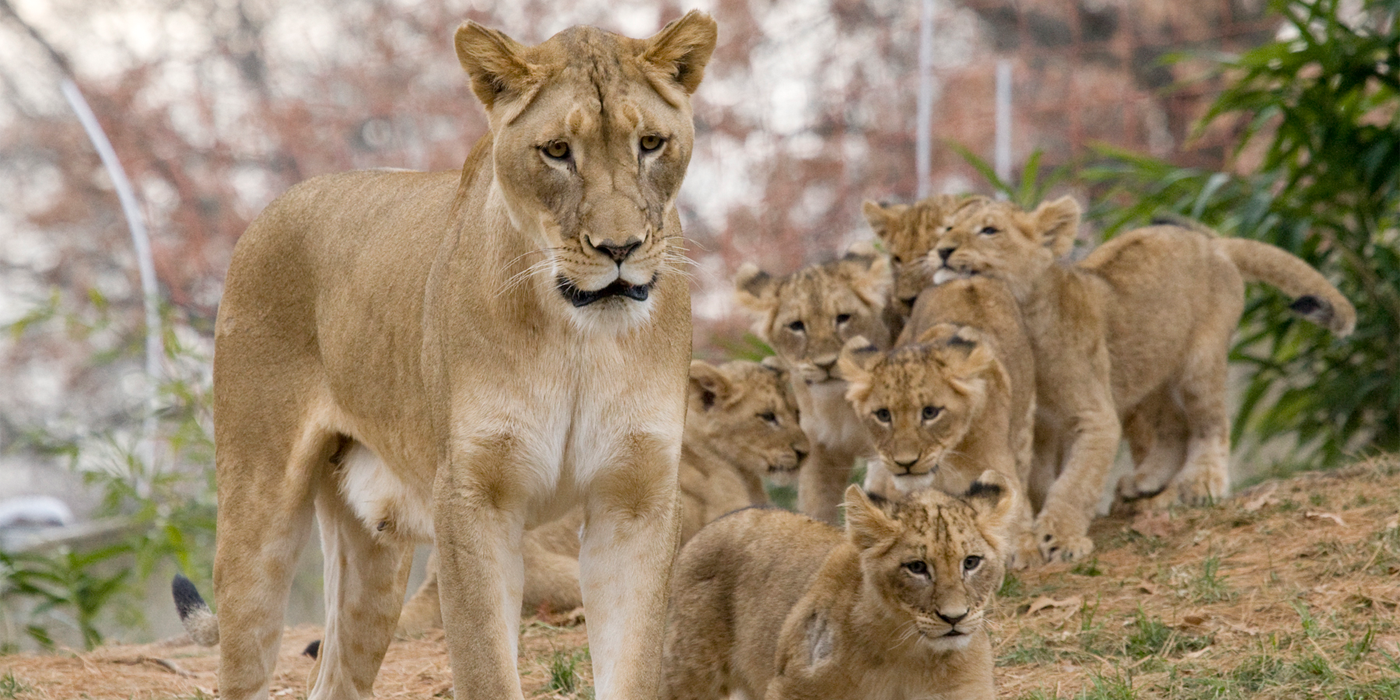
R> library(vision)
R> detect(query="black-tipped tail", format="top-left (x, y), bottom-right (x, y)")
top-left (303, 639), bottom-right (321, 659)
top-left (171, 573), bottom-right (220, 646)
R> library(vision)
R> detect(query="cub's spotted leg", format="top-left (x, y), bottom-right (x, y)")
top-left (797, 442), bottom-right (858, 525)
top-left (1169, 342), bottom-right (1233, 506)
top-left (306, 471), bottom-right (415, 700)
top-left (579, 436), bottom-right (682, 700)
top-left (433, 438), bottom-right (529, 700)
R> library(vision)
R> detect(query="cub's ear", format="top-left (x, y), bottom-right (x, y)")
top-left (641, 10), bottom-right (718, 100)
top-left (455, 22), bottom-right (537, 110)
top-left (1033, 196), bottom-right (1081, 258)
top-left (734, 263), bottom-right (779, 320)
top-left (759, 354), bottom-right (790, 382)
top-left (844, 484), bottom-right (899, 550)
top-left (838, 336), bottom-right (880, 405)
top-left (840, 242), bottom-right (893, 311)
top-left (936, 327), bottom-right (1000, 395)
top-left (689, 360), bottom-right (732, 410)
top-left (862, 200), bottom-right (901, 241)
top-left (913, 321), bottom-right (963, 346)
top-left (963, 470), bottom-right (1017, 541)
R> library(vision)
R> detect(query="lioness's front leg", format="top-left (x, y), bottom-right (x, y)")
top-left (579, 434), bottom-right (681, 700)
top-left (434, 437), bottom-right (528, 700)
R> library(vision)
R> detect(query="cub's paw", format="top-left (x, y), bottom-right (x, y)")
top-left (1171, 464), bottom-right (1228, 507)
top-left (1008, 535), bottom-right (1039, 571)
top-left (1032, 517), bottom-right (1094, 563)
top-left (1116, 470), bottom-right (1170, 502)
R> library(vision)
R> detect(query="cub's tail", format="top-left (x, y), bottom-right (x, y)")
top-left (172, 574), bottom-right (220, 646)
top-left (1215, 238), bottom-right (1356, 337)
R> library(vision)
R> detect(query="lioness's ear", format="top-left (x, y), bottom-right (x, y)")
top-left (455, 22), bottom-right (536, 110)
top-left (734, 263), bottom-right (779, 319)
top-left (844, 484), bottom-right (898, 550)
top-left (840, 242), bottom-right (893, 311)
top-left (862, 200), bottom-right (898, 241)
top-left (838, 336), bottom-right (879, 405)
top-left (1034, 196), bottom-right (1081, 258)
top-left (964, 470), bottom-right (1017, 544)
top-left (689, 360), bottom-right (732, 410)
top-left (641, 10), bottom-right (718, 99)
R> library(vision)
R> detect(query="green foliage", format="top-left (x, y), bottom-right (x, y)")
top-left (1, 300), bottom-right (218, 649)
top-left (0, 672), bottom-right (33, 698)
top-left (1190, 555), bottom-right (1235, 604)
top-left (949, 144), bottom-right (1075, 210)
top-left (544, 649), bottom-right (593, 698)
top-left (1081, 0), bottom-right (1400, 467)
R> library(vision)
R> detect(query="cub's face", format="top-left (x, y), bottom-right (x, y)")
top-left (839, 333), bottom-right (997, 491)
top-left (844, 476), bottom-right (1012, 653)
top-left (688, 359), bottom-right (809, 483)
top-left (455, 13), bottom-right (717, 329)
top-left (930, 197), bottom-right (1081, 300)
top-left (733, 250), bottom-right (892, 386)
top-left (862, 195), bottom-right (979, 318)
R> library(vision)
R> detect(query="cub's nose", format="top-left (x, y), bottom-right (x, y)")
top-left (899, 295), bottom-right (919, 308)
top-left (893, 457), bottom-right (919, 473)
top-left (936, 609), bottom-right (968, 625)
top-left (793, 448), bottom-right (808, 464)
top-left (936, 247), bottom-right (955, 263)
top-left (595, 239), bottom-right (641, 263)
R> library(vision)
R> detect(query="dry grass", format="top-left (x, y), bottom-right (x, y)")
top-left (2, 456), bottom-right (1398, 699)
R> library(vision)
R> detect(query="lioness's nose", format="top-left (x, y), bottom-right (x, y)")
top-left (936, 246), bottom-right (955, 262)
top-left (595, 239), bottom-right (641, 263)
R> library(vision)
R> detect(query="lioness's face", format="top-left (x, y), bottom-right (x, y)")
top-left (733, 251), bottom-right (892, 385)
top-left (845, 480), bottom-right (1009, 654)
top-left (930, 197), bottom-right (1081, 300)
top-left (455, 13), bottom-right (717, 329)
top-left (840, 333), bottom-right (996, 491)
top-left (689, 359), bottom-right (809, 483)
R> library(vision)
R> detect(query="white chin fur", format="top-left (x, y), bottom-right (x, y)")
top-left (565, 295), bottom-right (655, 334)
top-left (922, 633), bottom-right (974, 653)
top-left (892, 471), bottom-right (936, 494)
top-left (931, 268), bottom-right (963, 285)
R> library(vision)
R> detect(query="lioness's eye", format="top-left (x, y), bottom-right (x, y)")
top-left (874, 408), bottom-right (892, 423)
top-left (542, 141), bottom-right (571, 160)
top-left (639, 134), bottom-right (665, 153)
top-left (922, 406), bottom-right (941, 421)
top-left (835, 314), bottom-right (851, 325)
top-left (759, 411), bottom-right (778, 424)
top-left (788, 320), bottom-right (806, 333)
top-left (979, 226), bottom-right (999, 236)
top-left (963, 555), bottom-right (982, 571)
top-left (903, 560), bottom-right (929, 576)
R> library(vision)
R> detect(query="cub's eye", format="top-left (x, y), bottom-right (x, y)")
top-left (835, 313), bottom-right (852, 325)
top-left (639, 134), bottom-right (665, 153)
top-left (962, 555), bottom-right (982, 572)
top-left (542, 141), bottom-right (571, 160)
top-left (903, 560), bottom-right (929, 576)
top-left (979, 226), bottom-right (999, 236)
top-left (759, 411), bottom-right (778, 425)
top-left (892, 255), bottom-right (904, 264)
top-left (788, 320), bottom-right (806, 333)
top-left (921, 405), bottom-right (942, 421)
top-left (874, 408), bottom-right (892, 423)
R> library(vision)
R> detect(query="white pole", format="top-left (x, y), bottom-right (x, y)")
top-left (60, 79), bottom-right (163, 488)
top-left (915, 0), bottom-right (935, 199)
top-left (994, 59), bottom-right (1012, 198)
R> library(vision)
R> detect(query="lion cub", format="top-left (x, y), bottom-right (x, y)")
top-left (734, 246), bottom-right (893, 523)
top-left (932, 197), bottom-right (1355, 562)
top-left (391, 358), bottom-right (809, 634)
top-left (662, 473), bottom-right (1013, 700)
top-left (861, 195), bottom-right (985, 331)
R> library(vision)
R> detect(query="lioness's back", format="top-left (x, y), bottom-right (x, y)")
top-left (664, 508), bottom-right (839, 700)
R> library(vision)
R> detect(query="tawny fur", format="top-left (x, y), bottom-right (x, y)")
top-left (932, 197), bottom-right (1355, 562)
top-left (861, 195), bottom-right (984, 336)
top-left (196, 13), bottom-right (717, 700)
top-left (661, 474), bottom-right (1014, 700)
top-left (392, 359), bottom-right (810, 635)
top-left (733, 246), bottom-right (893, 523)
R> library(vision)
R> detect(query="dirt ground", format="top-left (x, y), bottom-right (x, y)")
top-left (3, 455), bottom-right (1398, 699)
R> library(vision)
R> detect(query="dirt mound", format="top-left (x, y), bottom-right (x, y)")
top-left (3, 456), bottom-right (1397, 699)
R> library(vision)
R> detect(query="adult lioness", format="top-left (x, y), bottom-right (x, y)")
top-left (662, 474), bottom-right (1013, 700)
top-left (196, 13), bottom-right (716, 700)
top-left (387, 358), bottom-right (810, 634)
top-left (734, 246), bottom-right (892, 523)
top-left (932, 197), bottom-right (1355, 561)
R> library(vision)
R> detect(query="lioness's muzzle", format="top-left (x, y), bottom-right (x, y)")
top-left (557, 276), bottom-right (654, 307)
